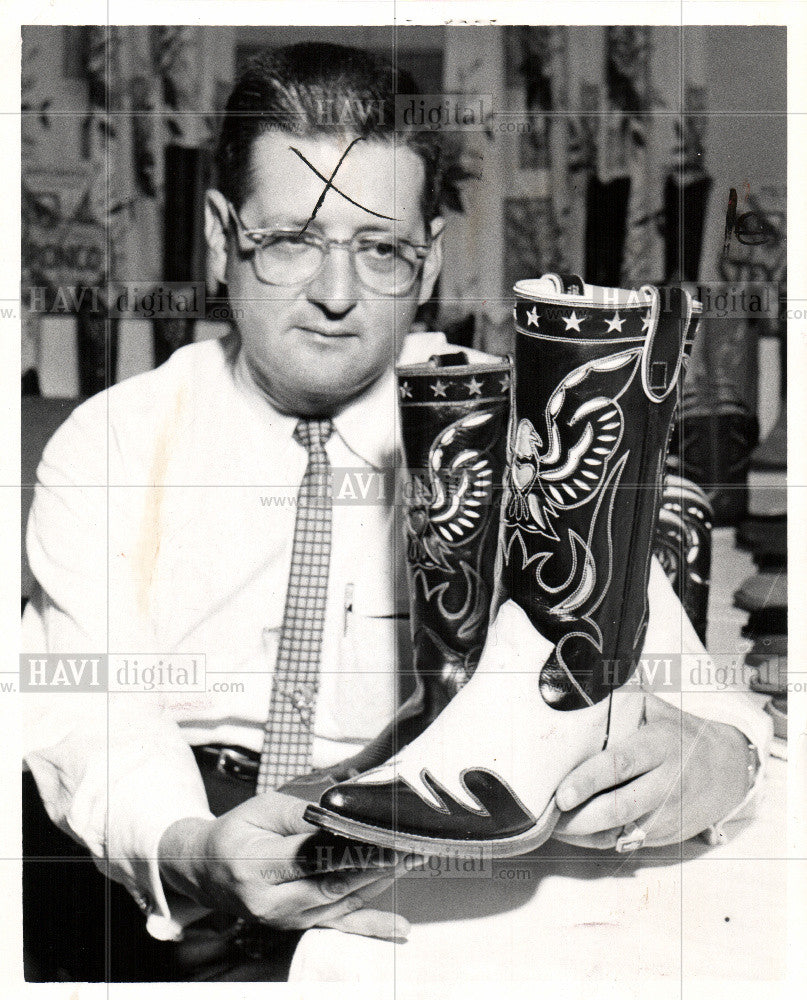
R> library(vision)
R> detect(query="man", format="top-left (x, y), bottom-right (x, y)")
top-left (22, 43), bottom-right (770, 982)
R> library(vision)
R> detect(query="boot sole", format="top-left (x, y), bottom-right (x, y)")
top-left (303, 797), bottom-right (561, 859)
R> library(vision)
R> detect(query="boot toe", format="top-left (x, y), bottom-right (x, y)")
top-left (318, 770), bottom-right (540, 844)
top-left (319, 781), bottom-right (394, 826)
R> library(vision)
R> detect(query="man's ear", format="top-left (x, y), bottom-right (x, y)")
top-left (205, 189), bottom-right (230, 290)
top-left (417, 215), bottom-right (446, 307)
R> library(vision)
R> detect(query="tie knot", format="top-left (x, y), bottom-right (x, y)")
top-left (294, 417), bottom-right (334, 453)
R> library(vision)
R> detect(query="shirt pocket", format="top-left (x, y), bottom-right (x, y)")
top-left (318, 586), bottom-right (412, 743)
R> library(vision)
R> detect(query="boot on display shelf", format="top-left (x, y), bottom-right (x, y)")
top-left (305, 274), bottom-right (697, 858)
top-left (668, 394), bottom-right (759, 528)
top-left (751, 405), bottom-right (786, 472)
top-left (736, 512), bottom-right (787, 570)
top-left (653, 474), bottom-right (714, 646)
top-left (734, 571), bottom-right (787, 615)
top-left (281, 353), bottom-right (511, 802)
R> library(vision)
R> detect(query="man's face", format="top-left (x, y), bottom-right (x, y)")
top-left (207, 130), bottom-right (443, 416)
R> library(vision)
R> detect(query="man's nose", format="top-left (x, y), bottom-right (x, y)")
top-left (304, 245), bottom-right (359, 316)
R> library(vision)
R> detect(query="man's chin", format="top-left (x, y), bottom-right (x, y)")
top-left (296, 373), bottom-right (380, 416)
top-left (297, 352), bottom-right (397, 413)
top-left (245, 344), bottom-right (392, 417)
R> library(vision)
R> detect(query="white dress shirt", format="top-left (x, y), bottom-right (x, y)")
top-left (22, 330), bottom-right (772, 940)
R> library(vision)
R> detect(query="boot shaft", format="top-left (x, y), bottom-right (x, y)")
top-left (500, 277), bottom-right (699, 707)
top-left (396, 354), bottom-right (511, 695)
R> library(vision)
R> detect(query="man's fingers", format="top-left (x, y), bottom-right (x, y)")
top-left (289, 830), bottom-right (400, 878)
top-left (247, 790), bottom-right (318, 837)
top-left (320, 907), bottom-right (411, 941)
top-left (555, 726), bottom-right (669, 813)
top-left (554, 810), bottom-right (663, 851)
top-left (264, 864), bottom-right (406, 928)
top-left (311, 863), bottom-right (408, 906)
top-left (305, 866), bottom-right (411, 939)
top-left (300, 870), bottom-right (398, 925)
top-left (552, 829), bottom-right (622, 850)
top-left (275, 863), bottom-right (400, 916)
top-left (554, 770), bottom-right (662, 838)
top-left (250, 832), bottom-right (336, 883)
top-left (251, 831), bottom-right (403, 886)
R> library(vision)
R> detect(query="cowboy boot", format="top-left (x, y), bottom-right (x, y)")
top-left (279, 353), bottom-right (511, 802)
top-left (653, 474), bottom-right (714, 645)
top-left (304, 275), bottom-right (697, 857)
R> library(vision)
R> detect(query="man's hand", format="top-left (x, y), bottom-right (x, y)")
top-left (159, 791), bottom-right (412, 940)
top-left (553, 694), bottom-right (751, 849)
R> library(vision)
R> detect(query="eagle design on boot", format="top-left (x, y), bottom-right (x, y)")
top-left (502, 347), bottom-right (643, 703)
top-left (504, 349), bottom-right (639, 538)
top-left (407, 410), bottom-right (496, 572)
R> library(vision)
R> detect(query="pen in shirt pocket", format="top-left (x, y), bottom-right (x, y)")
top-left (343, 583), bottom-right (409, 634)
top-left (343, 583), bottom-right (354, 634)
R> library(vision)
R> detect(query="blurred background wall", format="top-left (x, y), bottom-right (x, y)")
top-left (20, 24), bottom-right (785, 443)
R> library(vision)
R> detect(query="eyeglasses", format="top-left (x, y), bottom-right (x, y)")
top-left (226, 201), bottom-right (432, 296)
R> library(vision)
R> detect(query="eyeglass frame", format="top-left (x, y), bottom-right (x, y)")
top-left (224, 200), bottom-right (433, 296)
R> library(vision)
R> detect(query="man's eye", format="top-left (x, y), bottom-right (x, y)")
top-left (362, 239), bottom-right (417, 263)
top-left (263, 234), bottom-right (311, 254)
top-left (365, 240), bottom-right (397, 258)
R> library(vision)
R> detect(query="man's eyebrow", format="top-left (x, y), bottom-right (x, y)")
top-left (249, 217), bottom-right (317, 231)
top-left (289, 140), bottom-right (400, 231)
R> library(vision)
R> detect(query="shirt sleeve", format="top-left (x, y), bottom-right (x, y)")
top-left (645, 558), bottom-right (773, 842)
top-left (22, 400), bottom-right (215, 940)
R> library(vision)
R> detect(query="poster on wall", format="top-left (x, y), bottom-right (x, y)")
top-left (22, 163), bottom-right (107, 312)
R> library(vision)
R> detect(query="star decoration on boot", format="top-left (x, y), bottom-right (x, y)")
top-left (604, 311), bottom-right (625, 333)
top-left (399, 381), bottom-right (413, 399)
top-left (526, 305), bottom-right (540, 328)
top-left (430, 379), bottom-right (448, 398)
top-left (500, 372), bottom-right (511, 392)
top-left (562, 310), bottom-right (584, 332)
top-left (641, 311), bottom-right (652, 332)
top-left (465, 377), bottom-right (483, 396)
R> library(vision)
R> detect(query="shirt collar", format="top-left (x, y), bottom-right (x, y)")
top-left (230, 332), bottom-right (454, 470)
top-left (331, 332), bottom-right (455, 470)
top-left (231, 342), bottom-right (299, 442)
top-left (331, 364), bottom-right (399, 471)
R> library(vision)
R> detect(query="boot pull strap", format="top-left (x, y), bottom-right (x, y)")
top-left (639, 284), bottom-right (691, 403)
top-left (543, 273), bottom-right (585, 295)
top-left (428, 351), bottom-right (469, 368)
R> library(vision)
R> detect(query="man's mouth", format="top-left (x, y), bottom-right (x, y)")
top-left (295, 325), bottom-right (360, 339)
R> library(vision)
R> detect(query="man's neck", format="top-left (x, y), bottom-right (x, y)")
top-left (237, 345), bottom-right (396, 422)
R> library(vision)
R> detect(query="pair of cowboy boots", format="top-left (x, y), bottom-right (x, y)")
top-left (281, 353), bottom-right (511, 803)
top-left (300, 275), bottom-right (700, 858)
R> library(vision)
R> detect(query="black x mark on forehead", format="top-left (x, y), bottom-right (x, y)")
top-left (289, 137), bottom-right (401, 234)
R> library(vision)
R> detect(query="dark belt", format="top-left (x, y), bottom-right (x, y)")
top-left (193, 744), bottom-right (261, 783)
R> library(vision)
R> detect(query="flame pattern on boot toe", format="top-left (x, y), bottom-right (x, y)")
top-left (318, 767), bottom-right (538, 843)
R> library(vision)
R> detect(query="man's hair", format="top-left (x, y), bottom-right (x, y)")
top-left (215, 41), bottom-right (457, 223)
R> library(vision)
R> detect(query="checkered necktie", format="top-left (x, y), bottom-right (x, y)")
top-left (257, 418), bottom-right (334, 791)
